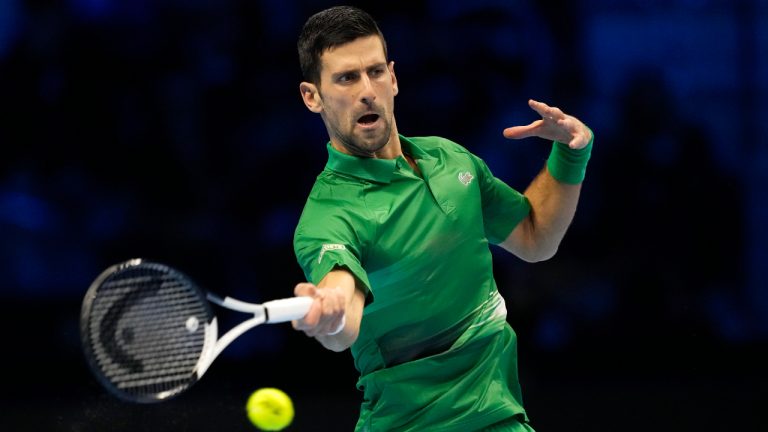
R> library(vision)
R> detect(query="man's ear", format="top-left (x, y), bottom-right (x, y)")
top-left (389, 61), bottom-right (398, 97)
top-left (300, 82), bottom-right (323, 113)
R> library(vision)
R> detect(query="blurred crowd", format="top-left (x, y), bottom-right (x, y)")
top-left (1, 0), bottom-right (766, 368)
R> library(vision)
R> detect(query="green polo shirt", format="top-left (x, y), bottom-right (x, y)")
top-left (294, 135), bottom-right (532, 431)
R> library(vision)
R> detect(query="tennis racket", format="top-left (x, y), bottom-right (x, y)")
top-left (80, 258), bottom-right (314, 403)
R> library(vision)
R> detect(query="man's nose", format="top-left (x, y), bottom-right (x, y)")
top-left (359, 74), bottom-right (376, 106)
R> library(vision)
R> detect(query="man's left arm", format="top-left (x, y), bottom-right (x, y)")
top-left (499, 99), bottom-right (593, 262)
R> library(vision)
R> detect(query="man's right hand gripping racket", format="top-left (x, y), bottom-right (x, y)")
top-left (79, 258), bottom-right (317, 403)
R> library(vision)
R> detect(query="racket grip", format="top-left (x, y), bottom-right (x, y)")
top-left (264, 296), bottom-right (314, 323)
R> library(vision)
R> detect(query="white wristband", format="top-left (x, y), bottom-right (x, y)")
top-left (326, 315), bottom-right (346, 335)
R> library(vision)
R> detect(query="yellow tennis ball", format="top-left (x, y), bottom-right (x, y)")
top-left (245, 387), bottom-right (294, 431)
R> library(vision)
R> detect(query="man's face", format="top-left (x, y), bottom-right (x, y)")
top-left (303, 35), bottom-right (399, 157)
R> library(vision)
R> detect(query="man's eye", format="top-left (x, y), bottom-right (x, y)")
top-left (370, 68), bottom-right (385, 77)
top-left (338, 74), bottom-right (355, 83)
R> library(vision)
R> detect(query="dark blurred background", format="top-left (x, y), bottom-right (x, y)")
top-left (1, 0), bottom-right (766, 430)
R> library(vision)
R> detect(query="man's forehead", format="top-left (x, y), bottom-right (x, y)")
top-left (320, 35), bottom-right (387, 72)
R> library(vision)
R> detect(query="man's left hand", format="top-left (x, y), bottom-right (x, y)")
top-left (503, 99), bottom-right (592, 149)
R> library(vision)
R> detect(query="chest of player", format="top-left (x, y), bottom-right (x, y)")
top-left (360, 156), bottom-right (486, 276)
top-left (352, 157), bottom-right (496, 370)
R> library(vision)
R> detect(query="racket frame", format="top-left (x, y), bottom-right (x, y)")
top-left (80, 259), bottom-right (312, 403)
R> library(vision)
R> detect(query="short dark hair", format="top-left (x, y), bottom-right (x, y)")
top-left (297, 6), bottom-right (388, 84)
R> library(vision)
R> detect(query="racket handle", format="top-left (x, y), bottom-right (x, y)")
top-left (264, 296), bottom-right (314, 323)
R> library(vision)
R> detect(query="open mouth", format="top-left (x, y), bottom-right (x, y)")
top-left (357, 114), bottom-right (380, 126)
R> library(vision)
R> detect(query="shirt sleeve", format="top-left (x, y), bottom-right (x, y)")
top-left (471, 154), bottom-right (531, 244)
top-left (293, 195), bottom-right (372, 295)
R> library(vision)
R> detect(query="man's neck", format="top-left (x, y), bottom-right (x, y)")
top-left (330, 124), bottom-right (402, 159)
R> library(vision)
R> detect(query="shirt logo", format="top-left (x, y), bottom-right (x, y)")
top-left (318, 243), bottom-right (346, 264)
top-left (458, 171), bottom-right (474, 186)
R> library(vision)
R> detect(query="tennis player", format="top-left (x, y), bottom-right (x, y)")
top-left (291, 6), bottom-right (593, 432)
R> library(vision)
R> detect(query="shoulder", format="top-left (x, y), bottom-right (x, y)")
top-left (305, 170), bottom-right (364, 203)
top-left (295, 172), bottom-right (367, 235)
top-left (406, 135), bottom-right (486, 170)
top-left (407, 135), bottom-right (473, 155)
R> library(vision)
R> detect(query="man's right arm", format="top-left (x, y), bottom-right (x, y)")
top-left (292, 269), bottom-right (366, 352)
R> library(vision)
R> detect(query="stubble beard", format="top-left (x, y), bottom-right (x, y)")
top-left (327, 113), bottom-right (393, 158)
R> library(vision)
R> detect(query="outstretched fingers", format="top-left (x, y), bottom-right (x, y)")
top-left (503, 99), bottom-right (591, 149)
top-left (529, 99), bottom-right (564, 121)
top-left (503, 120), bottom-right (543, 139)
top-left (503, 100), bottom-right (565, 141)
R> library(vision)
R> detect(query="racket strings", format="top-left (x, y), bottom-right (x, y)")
top-left (89, 304), bottom-right (205, 346)
top-left (84, 267), bottom-right (212, 399)
top-left (89, 291), bottom-right (207, 361)
top-left (92, 338), bottom-right (205, 373)
top-left (110, 363), bottom-right (203, 388)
